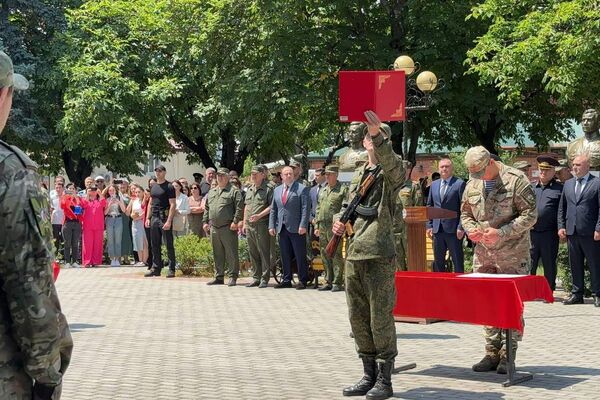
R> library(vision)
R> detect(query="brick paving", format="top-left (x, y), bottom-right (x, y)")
top-left (57, 267), bottom-right (600, 399)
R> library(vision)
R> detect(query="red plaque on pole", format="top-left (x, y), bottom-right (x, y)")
top-left (338, 70), bottom-right (406, 122)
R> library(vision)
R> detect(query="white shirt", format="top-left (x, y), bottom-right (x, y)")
top-left (575, 172), bottom-right (591, 196)
top-left (50, 192), bottom-right (64, 224)
top-left (176, 193), bottom-right (191, 215)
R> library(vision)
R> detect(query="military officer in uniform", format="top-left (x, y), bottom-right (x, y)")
top-left (461, 146), bottom-right (537, 375)
top-left (394, 161), bottom-right (422, 270)
top-left (530, 155), bottom-right (563, 290)
top-left (0, 51), bottom-right (73, 400)
top-left (314, 165), bottom-right (348, 292)
top-left (333, 111), bottom-right (404, 399)
top-left (242, 165), bottom-right (274, 288)
top-left (555, 159), bottom-right (573, 183)
top-left (203, 167), bottom-right (244, 286)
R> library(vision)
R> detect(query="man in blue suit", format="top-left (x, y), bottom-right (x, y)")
top-left (426, 158), bottom-right (466, 273)
top-left (558, 154), bottom-right (600, 307)
top-left (269, 166), bottom-right (311, 289)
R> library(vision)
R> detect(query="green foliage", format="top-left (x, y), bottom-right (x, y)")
top-left (467, 0), bottom-right (599, 126)
top-left (556, 243), bottom-right (592, 296)
top-left (169, 235), bottom-right (214, 277)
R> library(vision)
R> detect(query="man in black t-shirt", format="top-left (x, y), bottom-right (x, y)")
top-left (145, 165), bottom-right (177, 277)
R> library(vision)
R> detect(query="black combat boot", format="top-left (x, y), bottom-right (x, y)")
top-left (496, 347), bottom-right (515, 375)
top-left (342, 357), bottom-right (377, 396)
top-left (472, 354), bottom-right (500, 372)
top-left (365, 361), bottom-right (393, 399)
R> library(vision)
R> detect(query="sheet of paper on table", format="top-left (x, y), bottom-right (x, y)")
top-left (458, 273), bottom-right (527, 279)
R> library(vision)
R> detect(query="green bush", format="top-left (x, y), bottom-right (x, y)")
top-left (556, 243), bottom-right (592, 297)
top-left (166, 235), bottom-right (215, 277)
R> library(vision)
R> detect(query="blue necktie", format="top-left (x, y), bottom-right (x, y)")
top-left (440, 180), bottom-right (448, 201)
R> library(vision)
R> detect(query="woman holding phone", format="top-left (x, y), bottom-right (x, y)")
top-left (60, 183), bottom-right (83, 268)
top-left (80, 185), bottom-right (107, 267)
top-left (103, 185), bottom-right (127, 266)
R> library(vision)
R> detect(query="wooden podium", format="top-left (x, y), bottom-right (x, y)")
top-left (395, 206), bottom-right (457, 324)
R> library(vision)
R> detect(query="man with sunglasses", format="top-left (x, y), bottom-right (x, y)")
top-left (0, 51), bottom-right (72, 399)
top-left (461, 146), bottom-right (537, 375)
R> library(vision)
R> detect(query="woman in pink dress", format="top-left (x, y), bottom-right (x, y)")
top-left (80, 185), bottom-right (107, 267)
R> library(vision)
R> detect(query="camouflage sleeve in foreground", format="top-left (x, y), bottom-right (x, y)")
top-left (0, 152), bottom-right (73, 388)
top-left (500, 176), bottom-right (537, 237)
top-left (372, 133), bottom-right (404, 191)
top-left (460, 182), bottom-right (479, 233)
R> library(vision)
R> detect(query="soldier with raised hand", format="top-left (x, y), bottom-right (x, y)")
top-left (203, 167), bottom-right (244, 286)
top-left (461, 146), bottom-right (537, 375)
top-left (242, 165), bottom-right (274, 288)
top-left (314, 165), bottom-right (348, 292)
top-left (0, 51), bottom-right (73, 400)
top-left (333, 111), bottom-right (404, 400)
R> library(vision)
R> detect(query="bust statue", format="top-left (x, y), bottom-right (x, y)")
top-left (338, 121), bottom-right (368, 172)
top-left (567, 109), bottom-right (600, 170)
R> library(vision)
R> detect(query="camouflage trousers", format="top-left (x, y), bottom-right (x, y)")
top-left (475, 243), bottom-right (529, 357)
top-left (393, 232), bottom-right (407, 271)
top-left (345, 257), bottom-right (397, 362)
top-left (318, 225), bottom-right (344, 286)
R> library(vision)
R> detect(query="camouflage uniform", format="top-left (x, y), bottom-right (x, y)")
top-left (315, 174), bottom-right (348, 287)
top-left (203, 173), bottom-right (244, 281)
top-left (337, 132), bottom-right (404, 363)
top-left (244, 172), bottom-right (274, 285)
top-left (461, 154), bottom-right (537, 359)
top-left (393, 178), bottom-right (422, 270)
top-left (0, 140), bottom-right (73, 400)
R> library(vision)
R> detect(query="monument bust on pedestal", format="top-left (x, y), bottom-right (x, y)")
top-left (338, 122), bottom-right (368, 172)
top-left (567, 109), bottom-right (600, 170)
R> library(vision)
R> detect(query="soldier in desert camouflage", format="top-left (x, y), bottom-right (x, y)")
top-left (333, 111), bottom-right (404, 400)
top-left (0, 51), bottom-right (72, 400)
top-left (461, 146), bottom-right (537, 375)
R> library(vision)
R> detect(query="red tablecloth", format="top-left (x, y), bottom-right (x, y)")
top-left (393, 272), bottom-right (553, 332)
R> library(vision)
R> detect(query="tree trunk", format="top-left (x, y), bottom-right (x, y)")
top-left (62, 151), bottom-right (93, 188)
top-left (167, 113), bottom-right (215, 169)
top-left (468, 112), bottom-right (502, 155)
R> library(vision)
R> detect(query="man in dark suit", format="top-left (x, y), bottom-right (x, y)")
top-left (558, 154), bottom-right (600, 307)
top-left (530, 155), bottom-right (563, 291)
top-left (269, 166), bottom-right (310, 289)
top-left (426, 158), bottom-right (466, 272)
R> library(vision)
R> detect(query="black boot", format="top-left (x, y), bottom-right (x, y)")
top-left (342, 358), bottom-right (377, 396)
top-left (366, 361), bottom-right (393, 400)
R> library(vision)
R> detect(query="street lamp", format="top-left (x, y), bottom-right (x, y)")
top-left (391, 55), bottom-right (445, 159)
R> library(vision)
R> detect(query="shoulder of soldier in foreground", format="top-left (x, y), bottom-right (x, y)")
top-left (502, 164), bottom-right (529, 181)
top-left (0, 140), bottom-right (38, 172)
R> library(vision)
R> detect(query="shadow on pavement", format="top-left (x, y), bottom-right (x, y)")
top-left (393, 387), bottom-right (504, 399)
top-left (397, 333), bottom-right (460, 340)
top-left (69, 323), bottom-right (105, 333)
top-left (407, 365), bottom-right (587, 390)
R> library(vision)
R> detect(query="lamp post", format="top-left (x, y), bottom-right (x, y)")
top-left (392, 55), bottom-right (444, 160)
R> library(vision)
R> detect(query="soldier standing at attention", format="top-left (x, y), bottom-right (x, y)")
top-left (333, 111), bottom-right (404, 399)
top-left (461, 146), bottom-right (537, 374)
top-left (530, 155), bottom-right (563, 291)
top-left (242, 165), bottom-right (274, 288)
top-left (0, 51), bottom-right (73, 399)
top-left (203, 167), bottom-right (244, 286)
top-left (314, 165), bottom-right (348, 292)
top-left (393, 161), bottom-right (422, 271)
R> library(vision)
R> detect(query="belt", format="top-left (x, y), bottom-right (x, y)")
top-left (66, 218), bottom-right (79, 222)
top-left (107, 215), bottom-right (122, 218)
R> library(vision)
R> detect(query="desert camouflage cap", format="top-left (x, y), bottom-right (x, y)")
top-left (512, 160), bottom-right (531, 170)
top-left (0, 51), bottom-right (29, 90)
top-left (216, 167), bottom-right (230, 175)
top-left (289, 159), bottom-right (302, 168)
top-left (555, 159), bottom-right (569, 171)
top-left (324, 164), bottom-right (339, 174)
top-left (251, 164), bottom-right (267, 173)
top-left (464, 146), bottom-right (490, 179)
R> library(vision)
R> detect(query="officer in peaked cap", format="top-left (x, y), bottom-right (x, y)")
top-left (530, 154), bottom-right (563, 290)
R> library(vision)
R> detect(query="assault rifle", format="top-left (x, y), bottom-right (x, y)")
top-left (325, 164), bottom-right (382, 258)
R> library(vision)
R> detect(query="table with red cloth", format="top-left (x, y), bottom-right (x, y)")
top-left (392, 271), bottom-right (554, 386)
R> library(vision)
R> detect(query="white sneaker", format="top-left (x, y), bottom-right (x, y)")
top-left (64, 263), bottom-right (71, 269)
top-left (111, 259), bottom-right (120, 267)
top-left (72, 262), bottom-right (80, 268)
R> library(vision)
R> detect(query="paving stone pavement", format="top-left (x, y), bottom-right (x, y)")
top-left (56, 267), bottom-right (600, 400)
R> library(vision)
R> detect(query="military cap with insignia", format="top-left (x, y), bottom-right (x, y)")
top-left (251, 164), bottom-right (267, 173)
top-left (289, 159), bottom-right (302, 168)
top-left (536, 154), bottom-right (560, 170)
top-left (216, 167), bottom-right (230, 175)
top-left (324, 165), bottom-right (339, 174)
